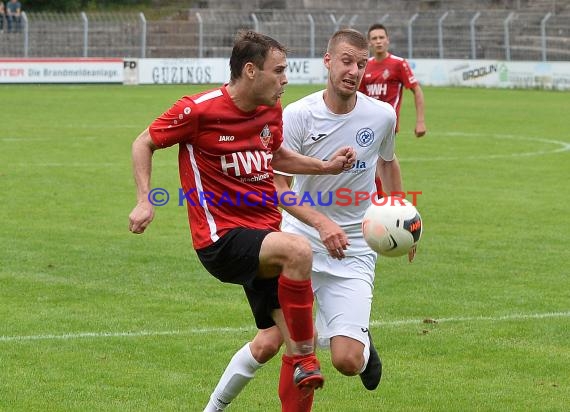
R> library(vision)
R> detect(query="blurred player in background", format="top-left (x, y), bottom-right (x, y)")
top-left (359, 23), bottom-right (427, 195)
top-left (359, 23), bottom-right (426, 138)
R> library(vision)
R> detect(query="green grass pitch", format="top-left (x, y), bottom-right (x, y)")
top-left (1, 84), bottom-right (569, 411)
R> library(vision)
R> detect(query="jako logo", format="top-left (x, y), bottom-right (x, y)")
top-left (219, 135), bottom-right (235, 142)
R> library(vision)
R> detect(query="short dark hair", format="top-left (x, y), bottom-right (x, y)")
top-left (229, 30), bottom-right (288, 81)
top-left (327, 28), bottom-right (368, 54)
top-left (367, 23), bottom-right (389, 38)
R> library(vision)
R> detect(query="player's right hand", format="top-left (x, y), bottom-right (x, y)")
top-left (325, 146), bottom-right (356, 174)
top-left (129, 201), bottom-right (155, 234)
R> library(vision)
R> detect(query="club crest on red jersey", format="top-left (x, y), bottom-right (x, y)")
top-left (259, 124), bottom-right (272, 148)
top-left (382, 69), bottom-right (390, 80)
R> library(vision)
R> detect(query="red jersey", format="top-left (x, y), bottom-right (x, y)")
top-left (359, 53), bottom-right (418, 132)
top-left (149, 86), bottom-right (283, 249)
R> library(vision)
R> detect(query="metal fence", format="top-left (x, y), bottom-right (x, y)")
top-left (1, 9), bottom-right (569, 61)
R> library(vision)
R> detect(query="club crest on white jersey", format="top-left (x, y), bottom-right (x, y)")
top-left (356, 128), bottom-right (375, 147)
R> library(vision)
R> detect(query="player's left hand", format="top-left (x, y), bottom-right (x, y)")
top-left (315, 216), bottom-right (350, 260)
top-left (414, 121), bottom-right (426, 138)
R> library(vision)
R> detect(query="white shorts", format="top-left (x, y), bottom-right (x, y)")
top-left (311, 252), bottom-right (376, 349)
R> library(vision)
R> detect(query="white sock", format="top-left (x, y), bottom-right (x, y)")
top-left (203, 342), bottom-right (263, 411)
top-left (358, 343), bottom-right (371, 374)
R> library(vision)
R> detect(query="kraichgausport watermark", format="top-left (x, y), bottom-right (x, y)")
top-left (147, 188), bottom-right (422, 207)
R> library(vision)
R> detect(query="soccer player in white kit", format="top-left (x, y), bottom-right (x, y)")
top-left (204, 29), bottom-right (408, 412)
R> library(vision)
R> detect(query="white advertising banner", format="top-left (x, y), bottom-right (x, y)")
top-left (285, 58), bottom-right (327, 84)
top-left (137, 58), bottom-right (229, 84)
top-left (409, 59), bottom-right (570, 90)
top-left (0, 58), bottom-right (124, 83)
top-left (134, 58), bottom-right (570, 89)
top-left (135, 58), bottom-right (326, 85)
top-left (2, 57), bottom-right (568, 89)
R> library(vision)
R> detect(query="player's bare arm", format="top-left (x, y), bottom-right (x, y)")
top-left (274, 174), bottom-right (350, 260)
top-left (376, 155), bottom-right (417, 262)
top-left (376, 155), bottom-right (403, 196)
top-left (411, 85), bottom-right (426, 138)
top-left (129, 128), bottom-right (159, 234)
top-left (272, 145), bottom-right (356, 175)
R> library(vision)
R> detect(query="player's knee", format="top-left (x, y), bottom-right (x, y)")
top-left (286, 235), bottom-right (312, 271)
top-left (257, 340), bottom-right (282, 363)
top-left (331, 351), bottom-right (363, 376)
top-left (250, 331), bottom-right (283, 363)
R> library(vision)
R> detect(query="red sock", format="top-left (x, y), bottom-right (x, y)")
top-left (278, 276), bottom-right (314, 343)
top-left (375, 176), bottom-right (384, 198)
top-left (279, 354), bottom-right (314, 412)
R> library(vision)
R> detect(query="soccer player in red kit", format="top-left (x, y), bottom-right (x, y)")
top-left (359, 23), bottom-right (427, 196)
top-left (359, 23), bottom-right (426, 137)
top-left (128, 30), bottom-right (356, 409)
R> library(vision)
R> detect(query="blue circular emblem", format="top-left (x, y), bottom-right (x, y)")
top-left (356, 128), bottom-right (374, 147)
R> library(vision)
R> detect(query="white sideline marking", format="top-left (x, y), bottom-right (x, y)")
top-left (14, 162), bottom-right (119, 168)
top-left (1, 311), bottom-right (568, 343)
top-left (370, 311), bottom-right (570, 326)
top-left (400, 133), bottom-right (570, 162)
top-left (0, 327), bottom-right (253, 343)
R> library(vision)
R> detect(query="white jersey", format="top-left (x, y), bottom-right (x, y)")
top-left (280, 90), bottom-right (397, 259)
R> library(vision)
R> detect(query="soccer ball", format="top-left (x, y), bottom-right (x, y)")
top-left (362, 197), bottom-right (423, 257)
